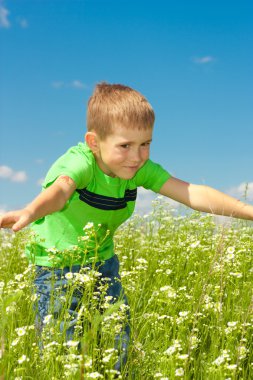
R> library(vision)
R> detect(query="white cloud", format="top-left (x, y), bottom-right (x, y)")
top-left (11, 171), bottom-right (27, 182)
top-left (37, 178), bottom-right (44, 186)
top-left (70, 80), bottom-right (86, 89)
top-left (52, 81), bottom-right (65, 89)
top-left (135, 188), bottom-right (156, 214)
top-left (0, 4), bottom-right (10, 28)
top-left (18, 17), bottom-right (28, 28)
top-left (0, 4), bottom-right (28, 29)
top-left (193, 56), bottom-right (216, 64)
top-left (135, 187), bottom-right (181, 215)
top-left (0, 165), bottom-right (28, 183)
top-left (0, 165), bottom-right (12, 178)
top-left (0, 204), bottom-right (8, 215)
top-left (35, 159), bottom-right (44, 164)
top-left (52, 80), bottom-right (87, 89)
top-left (227, 182), bottom-right (253, 202)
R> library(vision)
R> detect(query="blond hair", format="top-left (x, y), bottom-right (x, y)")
top-left (87, 82), bottom-right (155, 139)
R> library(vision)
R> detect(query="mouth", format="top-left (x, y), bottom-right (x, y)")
top-left (125, 165), bottom-right (139, 170)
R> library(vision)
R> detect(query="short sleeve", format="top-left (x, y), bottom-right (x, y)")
top-left (43, 143), bottom-right (93, 190)
top-left (134, 159), bottom-right (171, 192)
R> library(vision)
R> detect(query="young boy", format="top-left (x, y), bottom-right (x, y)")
top-left (1, 83), bottom-right (253, 372)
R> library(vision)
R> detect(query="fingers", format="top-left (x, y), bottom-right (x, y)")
top-left (0, 209), bottom-right (33, 232)
top-left (12, 217), bottom-right (29, 232)
top-left (12, 222), bottom-right (23, 232)
top-left (0, 214), bottom-right (16, 229)
top-left (0, 211), bottom-right (29, 231)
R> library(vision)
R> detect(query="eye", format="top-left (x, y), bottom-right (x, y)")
top-left (120, 144), bottom-right (130, 149)
top-left (141, 142), bottom-right (151, 147)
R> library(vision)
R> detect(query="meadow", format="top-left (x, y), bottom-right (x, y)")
top-left (1, 197), bottom-right (253, 379)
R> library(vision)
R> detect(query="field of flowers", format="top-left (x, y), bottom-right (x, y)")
top-left (1, 198), bottom-right (253, 379)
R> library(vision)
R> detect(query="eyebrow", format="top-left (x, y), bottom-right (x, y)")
top-left (118, 139), bottom-right (153, 144)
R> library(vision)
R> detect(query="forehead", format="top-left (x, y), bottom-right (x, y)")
top-left (107, 126), bottom-right (153, 142)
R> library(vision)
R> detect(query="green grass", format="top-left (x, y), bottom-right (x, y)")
top-left (1, 199), bottom-right (253, 379)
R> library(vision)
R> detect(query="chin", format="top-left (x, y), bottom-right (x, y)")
top-left (118, 173), bottom-right (136, 180)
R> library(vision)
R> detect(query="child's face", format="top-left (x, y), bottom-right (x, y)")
top-left (94, 126), bottom-right (153, 179)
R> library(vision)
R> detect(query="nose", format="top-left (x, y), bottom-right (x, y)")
top-left (129, 147), bottom-right (142, 163)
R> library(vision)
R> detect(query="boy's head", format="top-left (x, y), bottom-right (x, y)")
top-left (87, 82), bottom-right (155, 140)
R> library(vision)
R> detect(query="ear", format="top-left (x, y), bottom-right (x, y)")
top-left (85, 132), bottom-right (100, 153)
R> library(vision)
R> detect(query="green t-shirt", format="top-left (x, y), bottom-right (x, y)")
top-left (26, 143), bottom-right (171, 267)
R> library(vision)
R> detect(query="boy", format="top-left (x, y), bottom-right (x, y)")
top-left (1, 83), bottom-right (253, 373)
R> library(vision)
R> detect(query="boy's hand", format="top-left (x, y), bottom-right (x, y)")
top-left (159, 177), bottom-right (253, 221)
top-left (0, 175), bottom-right (76, 233)
top-left (0, 209), bottom-right (33, 232)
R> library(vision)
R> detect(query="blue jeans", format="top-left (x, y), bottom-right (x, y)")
top-left (34, 255), bottom-right (130, 371)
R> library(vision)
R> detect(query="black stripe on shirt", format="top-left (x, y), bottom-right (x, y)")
top-left (76, 188), bottom-right (137, 210)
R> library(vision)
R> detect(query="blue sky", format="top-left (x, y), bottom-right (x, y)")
top-left (1, 0), bottom-right (253, 213)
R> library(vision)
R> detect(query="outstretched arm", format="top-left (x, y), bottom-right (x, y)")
top-left (0, 176), bottom-right (76, 232)
top-left (159, 177), bottom-right (253, 221)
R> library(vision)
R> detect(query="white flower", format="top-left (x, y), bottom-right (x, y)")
top-left (102, 354), bottom-right (112, 363)
top-left (214, 302), bottom-right (222, 312)
top-left (164, 340), bottom-right (182, 356)
top-left (178, 354), bottom-right (189, 360)
top-left (160, 285), bottom-right (177, 298)
top-left (15, 274), bottom-right (23, 281)
top-left (87, 372), bottom-right (103, 378)
top-left (6, 304), bottom-right (17, 313)
top-left (212, 350), bottom-right (230, 366)
top-left (65, 272), bottom-right (73, 280)
top-left (31, 294), bottom-right (38, 302)
top-left (80, 235), bottom-right (90, 241)
top-left (84, 358), bottom-right (93, 368)
top-left (46, 247), bottom-right (58, 253)
top-left (137, 258), bottom-right (148, 264)
top-left (64, 363), bottom-right (79, 373)
top-left (190, 241), bottom-right (200, 248)
top-left (43, 314), bottom-right (53, 324)
top-left (65, 340), bottom-right (79, 348)
top-left (75, 273), bottom-right (92, 283)
top-left (190, 335), bottom-right (199, 349)
top-left (226, 364), bottom-right (237, 370)
top-left (238, 345), bottom-right (248, 359)
top-left (11, 338), bottom-right (20, 347)
top-left (227, 321), bottom-right (238, 328)
top-left (213, 355), bottom-right (225, 366)
top-left (179, 311), bottom-right (189, 318)
top-left (229, 272), bottom-right (243, 278)
top-left (18, 355), bottom-right (29, 364)
top-left (44, 341), bottom-right (59, 349)
top-left (227, 246), bottom-right (235, 254)
top-left (160, 285), bottom-right (170, 292)
top-left (15, 327), bottom-right (26, 337)
top-left (83, 222), bottom-right (94, 230)
top-left (164, 345), bottom-right (176, 355)
top-left (175, 367), bottom-right (184, 377)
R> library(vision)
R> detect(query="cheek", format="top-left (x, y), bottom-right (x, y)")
top-left (108, 151), bottom-right (126, 164)
top-left (142, 148), bottom-right (150, 160)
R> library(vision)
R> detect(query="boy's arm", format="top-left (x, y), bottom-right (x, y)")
top-left (0, 176), bottom-right (77, 232)
top-left (159, 177), bottom-right (253, 221)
